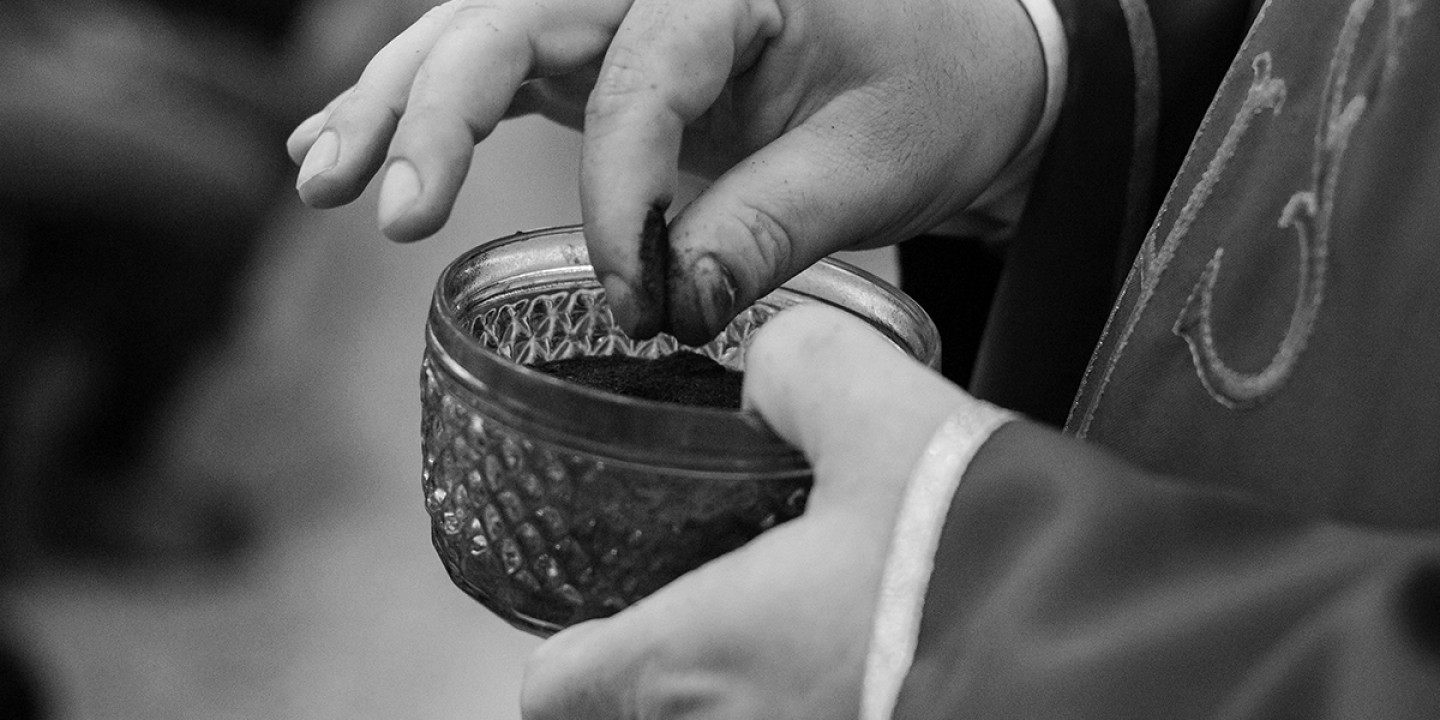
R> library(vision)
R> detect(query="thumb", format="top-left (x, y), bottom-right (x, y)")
top-left (741, 304), bottom-right (971, 524)
top-left (662, 101), bottom-right (971, 345)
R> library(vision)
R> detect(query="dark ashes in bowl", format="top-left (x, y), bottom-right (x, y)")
top-left (532, 351), bottom-right (745, 409)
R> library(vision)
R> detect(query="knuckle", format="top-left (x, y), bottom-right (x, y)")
top-left (628, 651), bottom-right (702, 719)
top-left (734, 204), bottom-right (795, 282)
top-left (422, 0), bottom-right (459, 21)
top-left (329, 84), bottom-right (401, 133)
top-left (585, 45), bottom-right (650, 123)
top-left (449, 0), bottom-right (507, 28)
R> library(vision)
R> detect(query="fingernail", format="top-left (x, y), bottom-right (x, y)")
top-left (296, 130), bottom-right (339, 188)
top-left (599, 273), bottom-right (641, 334)
top-left (378, 159), bottom-right (421, 230)
top-left (692, 253), bottom-right (738, 335)
top-left (289, 111), bottom-right (327, 147)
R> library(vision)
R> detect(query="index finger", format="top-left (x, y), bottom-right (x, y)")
top-left (579, 0), bottom-right (781, 337)
top-left (380, 0), bottom-right (629, 241)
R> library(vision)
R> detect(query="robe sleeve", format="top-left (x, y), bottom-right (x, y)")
top-left (891, 420), bottom-right (1440, 719)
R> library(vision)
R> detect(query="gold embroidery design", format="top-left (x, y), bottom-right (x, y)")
top-left (1174, 0), bottom-right (1414, 408)
top-left (1074, 0), bottom-right (1416, 431)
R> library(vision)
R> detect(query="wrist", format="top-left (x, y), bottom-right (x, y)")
top-left (930, 0), bottom-right (1065, 240)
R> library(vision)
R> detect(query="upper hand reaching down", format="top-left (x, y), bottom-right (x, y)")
top-left (287, 0), bottom-right (1044, 343)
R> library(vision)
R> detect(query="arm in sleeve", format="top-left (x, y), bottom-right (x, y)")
top-left (891, 421), bottom-right (1440, 719)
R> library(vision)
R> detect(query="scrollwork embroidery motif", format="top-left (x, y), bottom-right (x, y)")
top-left (1072, 35), bottom-right (1285, 435)
top-left (1072, 0), bottom-right (1418, 435)
top-left (1173, 0), bottom-right (1413, 409)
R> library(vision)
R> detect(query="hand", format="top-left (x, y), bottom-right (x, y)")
top-left (518, 303), bottom-right (980, 719)
top-left (286, 0), bottom-right (1044, 343)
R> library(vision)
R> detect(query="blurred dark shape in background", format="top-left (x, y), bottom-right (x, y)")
top-left (0, 627), bottom-right (47, 719)
top-left (0, 1), bottom-right (435, 716)
top-left (0, 0), bottom-right (295, 571)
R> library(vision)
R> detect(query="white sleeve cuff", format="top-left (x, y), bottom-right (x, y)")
top-left (1012, 0), bottom-right (1068, 165)
top-left (860, 402), bottom-right (1018, 720)
top-left (930, 0), bottom-right (1067, 239)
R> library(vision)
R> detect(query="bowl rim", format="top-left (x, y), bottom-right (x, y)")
top-left (425, 225), bottom-right (938, 474)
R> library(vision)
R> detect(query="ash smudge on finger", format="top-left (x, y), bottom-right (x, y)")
top-left (633, 200), bottom-right (671, 338)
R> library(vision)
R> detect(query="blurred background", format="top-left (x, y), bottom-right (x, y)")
top-left (0, 2), bottom-right (896, 718)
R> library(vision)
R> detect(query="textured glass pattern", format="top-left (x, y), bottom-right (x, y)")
top-left (422, 285), bottom-right (807, 635)
top-left (470, 285), bottom-right (774, 368)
